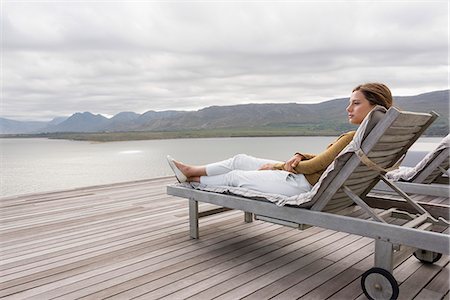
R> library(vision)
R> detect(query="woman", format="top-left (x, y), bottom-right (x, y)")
top-left (167, 83), bottom-right (393, 197)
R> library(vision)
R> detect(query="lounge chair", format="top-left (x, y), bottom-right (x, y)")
top-left (404, 134), bottom-right (449, 184)
top-left (167, 107), bottom-right (449, 300)
top-left (372, 135), bottom-right (449, 197)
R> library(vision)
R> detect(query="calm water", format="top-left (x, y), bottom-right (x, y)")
top-left (0, 136), bottom-right (443, 197)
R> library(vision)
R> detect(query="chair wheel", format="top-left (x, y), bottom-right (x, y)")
top-left (413, 249), bottom-right (442, 264)
top-left (361, 267), bottom-right (399, 300)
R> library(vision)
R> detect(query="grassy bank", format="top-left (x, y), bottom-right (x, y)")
top-left (1, 123), bottom-right (445, 142)
top-left (0, 126), bottom-right (350, 142)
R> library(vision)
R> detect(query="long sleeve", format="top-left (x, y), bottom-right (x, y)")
top-left (293, 132), bottom-right (355, 174)
top-left (273, 153), bottom-right (317, 170)
top-left (274, 131), bottom-right (355, 185)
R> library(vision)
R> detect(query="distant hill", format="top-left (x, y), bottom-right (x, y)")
top-left (1, 90), bottom-right (448, 136)
top-left (43, 112), bottom-right (111, 133)
top-left (0, 116), bottom-right (67, 134)
top-left (0, 118), bottom-right (48, 134)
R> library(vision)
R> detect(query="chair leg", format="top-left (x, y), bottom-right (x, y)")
top-left (189, 198), bottom-right (199, 239)
top-left (374, 239), bottom-right (394, 272)
top-left (244, 212), bottom-right (253, 223)
top-left (361, 239), bottom-right (399, 299)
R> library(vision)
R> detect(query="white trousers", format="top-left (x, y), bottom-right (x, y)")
top-left (200, 154), bottom-right (312, 196)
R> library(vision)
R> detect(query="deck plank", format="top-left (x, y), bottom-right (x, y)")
top-left (0, 177), bottom-right (448, 300)
top-left (422, 264), bottom-right (450, 297)
top-left (240, 236), bottom-right (370, 300)
top-left (87, 227), bottom-right (298, 300)
top-left (398, 258), bottom-right (449, 300)
top-left (21, 223), bottom-right (278, 299)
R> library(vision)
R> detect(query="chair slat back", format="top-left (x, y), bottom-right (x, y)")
top-left (412, 147), bottom-right (449, 184)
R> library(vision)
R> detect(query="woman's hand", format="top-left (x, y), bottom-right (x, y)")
top-left (258, 163), bottom-right (275, 170)
top-left (283, 154), bottom-right (303, 173)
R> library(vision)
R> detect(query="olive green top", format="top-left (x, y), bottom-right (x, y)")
top-left (273, 131), bottom-right (356, 185)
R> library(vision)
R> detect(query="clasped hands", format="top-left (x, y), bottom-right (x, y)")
top-left (258, 153), bottom-right (303, 173)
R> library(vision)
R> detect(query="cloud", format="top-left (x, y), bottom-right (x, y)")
top-left (2, 1), bottom-right (448, 121)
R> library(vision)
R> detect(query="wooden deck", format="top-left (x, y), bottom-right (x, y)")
top-left (0, 177), bottom-right (448, 299)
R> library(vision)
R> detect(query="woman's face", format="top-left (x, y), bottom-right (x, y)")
top-left (346, 90), bottom-right (376, 125)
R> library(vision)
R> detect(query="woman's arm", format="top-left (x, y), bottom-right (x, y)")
top-left (272, 131), bottom-right (355, 173)
top-left (272, 153), bottom-right (316, 171)
top-left (293, 132), bottom-right (355, 174)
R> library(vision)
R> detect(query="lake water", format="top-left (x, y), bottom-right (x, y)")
top-left (0, 136), bottom-right (443, 197)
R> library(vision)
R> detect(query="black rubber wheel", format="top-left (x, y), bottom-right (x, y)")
top-left (361, 267), bottom-right (399, 300)
top-left (413, 249), bottom-right (442, 264)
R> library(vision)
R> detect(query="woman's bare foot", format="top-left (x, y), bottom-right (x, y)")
top-left (173, 160), bottom-right (207, 178)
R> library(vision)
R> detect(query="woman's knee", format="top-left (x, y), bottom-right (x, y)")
top-left (232, 153), bottom-right (250, 161)
top-left (231, 154), bottom-right (252, 169)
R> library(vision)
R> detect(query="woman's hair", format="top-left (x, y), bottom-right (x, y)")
top-left (353, 83), bottom-right (393, 109)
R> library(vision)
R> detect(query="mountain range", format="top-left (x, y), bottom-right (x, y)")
top-left (1, 90), bottom-right (448, 136)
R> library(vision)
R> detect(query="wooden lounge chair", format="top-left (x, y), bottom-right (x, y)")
top-left (373, 135), bottom-right (449, 197)
top-left (167, 107), bottom-right (449, 300)
top-left (407, 135), bottom-right (449, 184)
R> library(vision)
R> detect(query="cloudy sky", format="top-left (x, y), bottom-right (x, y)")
top-left (2, 1), bottom-right (448, 121)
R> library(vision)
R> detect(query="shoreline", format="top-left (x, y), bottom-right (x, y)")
top-left (0, 130), bottom-right (446, 142)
